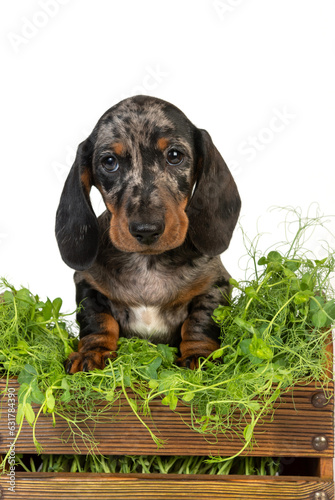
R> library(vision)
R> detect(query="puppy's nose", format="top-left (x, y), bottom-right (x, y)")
top-left (129, 221), bottom-right (165, 246)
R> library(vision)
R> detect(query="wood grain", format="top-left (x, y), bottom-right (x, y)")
top-left (0, 473), bottom-right (333, 500)
top-left (318, 458), bottom-right (334, 480)
top-left (0, 380), bottom-right (333, 459)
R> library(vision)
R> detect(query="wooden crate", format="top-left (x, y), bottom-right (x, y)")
top-left (0, 378), bottom-right (333, 499)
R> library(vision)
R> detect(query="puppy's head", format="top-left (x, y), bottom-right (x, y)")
top-left (56, 96), bottom-right (241, 270)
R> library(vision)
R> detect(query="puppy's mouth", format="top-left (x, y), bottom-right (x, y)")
top-left (109, 217), bottom-right (189, 255)
top-left (112, 229), bottom-right (187, 255)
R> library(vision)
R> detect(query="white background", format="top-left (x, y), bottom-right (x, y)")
top-left (1, 0), bottom-right (335, 315)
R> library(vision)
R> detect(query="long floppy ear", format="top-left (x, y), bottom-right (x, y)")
top-left (55, 136), bottom-right (99, 271)
top-left (187, 129), bottom-right (241, 256)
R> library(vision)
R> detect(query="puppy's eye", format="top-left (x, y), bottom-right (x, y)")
top-left (166, 149), bottom-right (184, 166)
top-left (101, 155), bottom-right (119, 172)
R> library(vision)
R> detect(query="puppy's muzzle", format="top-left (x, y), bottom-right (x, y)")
top-left (128, 221), bottom-right (165, 246)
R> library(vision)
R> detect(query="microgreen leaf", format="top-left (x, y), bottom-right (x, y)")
top-left (24, 403), bottom-right (35, 425)
top-left (285, 260), bottom-right (300, 272)
top-left (294, 290), bottom-right (314, 304)
top-left (249, 335), bottom-right (273, 360)
top-left (157, 344), bottom-right (177, 365)
top-left (229, 278), bottom-right (241, 289)
top-left (46, 391), bottom-right (55, 412)
top-left (283, 267), bottom-right (296, 278)
top-left (212, 305), bottom-right (231, 323)
top-left (147, 357), bottom-right (162, 378)
top-left (309, 295), bottom-right (325, 312)
top-left (42, 299), bottom-right (53, 321)
top-left (311, 310), bottom-right (328, 328)
top-left (18, 364), bottom-right (38, 385)
top-left (15, 339), bottom-right (30, 353)
top-left (148, 379), bottom-right (159, 390)
top-left (234, 317), bottom-right (258, 335)
top-left (243, 423), bottom-right (253, 442)
top-left (182, 392), bottom-right (194, 402)
top-left (212, 347), bottom-right (225, 359)
top-left (300, 272), bottom-right (315, 291)
top-left (52, 298), bottom-right (63, 318)
top-left (267, 251), bottom-right (282, 263)
top-left (245, 286), bottom-right (258, 299)
top-left (128, 398), bottom-right (138, 413)
top-left (17, 383), bottom-right (30, 404)
top-left (61, 378), bottom-right (70, 390)
top-left (238, 339), bottom-right (252, 355)
top-left (161, 392), bottom-right (178, 411)
top-left (16, 403), bottom-right (24, 425)
top-left (324, 300), bottom-right (335, 324)
top-left (247, 401), bottom-right (260, 411)
top-left (30, 383), bottom-right (45, 405)
top-left (314, 257), bottom-right (327, 265)
top-left (123, 375), bottom-right (131, 387)
top-left (60, 390), bottom-right (71, 403)
top-left (3, 290), bottom-right (14, 303)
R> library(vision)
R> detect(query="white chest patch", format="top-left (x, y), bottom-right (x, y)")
top-left (128, 306), bottom-right (170, 338)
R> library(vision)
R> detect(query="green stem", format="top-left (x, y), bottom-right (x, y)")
top-left (119, 366), bottom-right (164, 448)
top-left (15, 455), bottom-right (31, 473)
top-left (263, 293), bottom-right (298, 336)
top-left (243, 273), bottom-right (272, 317)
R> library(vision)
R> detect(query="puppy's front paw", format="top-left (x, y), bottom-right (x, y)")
top-left (65, 331), bottom-right (118, 373)
top-left (65, 349), bottom-right (116, 373)
top-left (178, 338), bottom-right (220, 369)
top-left (177, 354), bottom-right (206, 369)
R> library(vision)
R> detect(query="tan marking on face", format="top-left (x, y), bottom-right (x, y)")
top-left (108, 195), bottom-right (189, 254)
top-left (157, 137), bottom-right (170, 151)
top-left (159, 196), bottom-right (189, 251)
top-left (108, 202), bottom-right (142, 252)
top-left (112, 142), bottom-right (124, 156)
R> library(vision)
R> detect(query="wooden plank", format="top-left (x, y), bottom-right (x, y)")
top-left (0, 473), bottom-right (333, 500)
top-left (0, 380), bottom-right (333, 457)
top-left (318, 458), bottom-right (334, 480)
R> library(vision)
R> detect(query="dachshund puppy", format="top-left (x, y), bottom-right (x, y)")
top-left (55, 95), bottom-right (241, 373)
